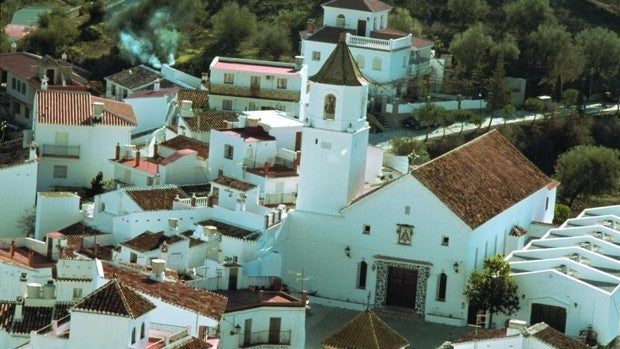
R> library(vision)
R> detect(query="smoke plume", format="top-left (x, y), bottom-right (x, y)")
top-left (112, 0), bottom-right (199, 68)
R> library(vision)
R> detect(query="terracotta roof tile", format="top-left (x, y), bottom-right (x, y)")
top-left (73, 278), bottom-right (155, 319)
top-left (125, 186), bottom-right (189, 211)
top-left (370, 28), bottom-right (408, 39)
top-left (450, 328), bottom-right (510, 343)
top-left (59, 222), bottom-right (106, 236)
top-left (323, 0), bottom-right (393, 12)
top-left (322, 309), bottom-right (409, 349)
top-left (411, 37), bottom-right (434, 48)
top-left (197, 219), bottom-right (260, 241)
top-left (211, 176), bottom-right (257, 192)
top-left (0, 302), bottom-right (72, 334)
top-left (102, 263), bottom-right (227, 321)
top-left (36, 90), bottom-right (136, 126)
top-left (531, 324), bottom-right (591, 349)
top-left (302, 26), bottom-right (356, 43)
top-left (105, 65), bottom-right (161, 89)
top-left (310, 40), bottom-right (367, 86)
top-left (214, 289), bottom-right (303, 312)
top-left (177, 337), bottom-right (213, 349)
top-left (184, 111), bottom-right (238, 132)
top-left (160, 149), bottom-right (197, 166)
top-left (0, 52), bottom-right (40, 80)
top-left (160, 135), bottom-right (209, 159)
top-left (0, 138), bottom-right (30, 168)
top-left (177, 90), bottom-right (209, 108)
top-left (121, 231), bottom-right (185, 252)
top-left (178, 184), bottom-right (210, 197)
top-left (127, 87), bottom-right (179, 99)
top-left (412, 130), bottom-right (553, 229)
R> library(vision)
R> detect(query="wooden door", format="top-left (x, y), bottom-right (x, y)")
top-left (531, 303), bottom-right (567, 332)
top-left (385, 267), bottom-right (417, 308)
top-left (357, 20), bottom-right (366, 36)
top-left (268, 317), bottom-right (281, 344)
top-left (228, 267), bottom-right (238, 290)
top-left (243, 319), bottom-right (252, 346)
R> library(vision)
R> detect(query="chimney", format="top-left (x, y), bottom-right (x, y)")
top-left (10, 240), bottom-right (15, 259)
top-left (306, 19), bottom-right (315, 34)
top-left (94, 243), bottom-right (99, 257)
top-left (135, 150), bottom-right (141, 167)
top-left (150, 259), bottom-right (166, 282)
top-left (28, 142), bottom-right (37, 162)
top-left (41, 75), bottom-right (48, 90)
top-left (294, 56), bottom-right (304, 71)
top-left (58, 247), bottom-right (65, 260)
top-left (115, 143), bottom-right (120, 160)
top-left (506, 319), bottom-right (527, 336)
top-left (153, 78), bottom-right (160, 91)
top-left (92, 101), bottom-right (104, 121)
top-left (14, 297), bottom-right (24, 322)
top-left (191, 193), bottom-right (197, 207)
top-left (301, 290), bottom-right (308, 307)
top-left (28, 250), bottom-right (35, 267)
top-left (180, 100), bottom-right (193, 117)
top-left (153, 142), bottom-right (158, 157)
top-left (19, 273), bottom-right (28, 299)
top-left (10, 42), bottom-right (17, 53)
top-left (263, 162), bottom-right (271, 174)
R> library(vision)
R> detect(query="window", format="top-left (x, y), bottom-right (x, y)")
top-left (130, 252), bottom-right (137, 263)
top-left (224, 73), bottom-right (234, 84)
top-left (396, 224), bottom-right (414, 245)
top-left (324, 94), bottom-right (336, 120)
top-left (312, 51), bottom-right (321, 61)
top-left (248, 102), bottom-right (257, 110)
top-left (436, 272), bottom-right (447, 301)
top-left (277, 78), bottom-right (287, 89)
top-left (357, 261), bottom-right (367, 289)
top-left (363, 224), bottom-right (371, 235)
top-left (100, 202), bottom-right (106, 212)
top-left (402, 56), bottom-right (407, 68)
top-left (25, 107), bottom-right (30, 119)
top-left (140, 323), bottom-right (145, 339)
top-left (224, 144), bottom-right (234, 159)
top-left (20, 81), bottom-right (26, 94)
top-left (372, 57), bottom-right (382, 71)
top-left (72, 288), bottom-right (83, 299)
top-left (545, 197), bottom-right (549, 210)
top-left (222, 99), bottom-right (233, 110)
top-left (356, 55), bottom-right (365, 68)
top-left (441, 235), bottom-right (449, 246)
top-left (53, 165), bottom-right (67, 179)
top-left (336, 14), bottom-right (346, 27)
top-left (131, 328), bottom-right (136, 344)
top-left (404, 205), bottom-right (411, 215)
top-left (11, 78), bottom-right (16, 89)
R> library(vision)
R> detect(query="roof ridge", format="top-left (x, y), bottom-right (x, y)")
top-left (369, 310), bottom-right (381, 349)
top-left (114, 278), bottom-right (136, 318)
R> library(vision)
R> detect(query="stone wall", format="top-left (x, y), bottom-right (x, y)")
top-left (374, 260), bottom-right (430, 316)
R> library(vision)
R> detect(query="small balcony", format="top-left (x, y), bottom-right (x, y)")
top-left (209, 84), bottom-right (301, 102)
top-left (239, 330), bottom-right (291, 348)
top-left (41, 144), bottom-right (80, 158)
top-left (346, 32), bottom-right (411, 51)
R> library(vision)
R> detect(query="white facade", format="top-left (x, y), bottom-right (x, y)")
top-left (504, 205), bottom-right (620, 346)
top-left (34, 192), bottom-right (82, 241)
top-left (0, 152), bottom-right (37, 238)
top-left (123, 88), bottom-right (178, 135)
top-left (208, 56), bottom-right (309, 119)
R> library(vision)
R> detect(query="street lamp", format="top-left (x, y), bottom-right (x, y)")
top-left (478, 93), bottom-right (483, 118)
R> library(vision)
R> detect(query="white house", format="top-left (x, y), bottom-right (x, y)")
top-left (33, 90), bottom-right (136, 190)
top-left (0, 51), bottom-right (89, 128)
top-left (208, 56), bottom-right (309, 119)
top-left (447, 319), bottom-right (592, 349)
top-left (0, 138), bottom-right (38, 237)
top-left (276, 40), bottom-right (556, 326)
top-left (504, 205), bottom-right (620, 347)
top-left (104, 65), bottom-right (161, 101)
top-left (215, 289), bottom-right (307, 349)
top-left (300, 0), bottom-right (436, 99)
top-left (122, 85), bottom-right (179, 136)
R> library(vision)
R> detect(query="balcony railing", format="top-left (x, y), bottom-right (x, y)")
top-left (346, 32), bottom-right (412, 51)
top-left (210, 84), bottom-right (300, 102)
top-left (41, 144), bottom-right (80, 158)
top-left (239, 330), bottom-right (291, 348)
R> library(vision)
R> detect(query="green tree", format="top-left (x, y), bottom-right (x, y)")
top-left (553, 203), bottom-right (572, 225)
top-left (389, 8), bottom-right (423, 36)
top-left (501, 104), bottom-right (516, 125)
top-left (452, 109), bottom-right (476, 134)
top-left (412, 103), bottom-right (447, 141)
top-left (554, 145), bottom-right (620, 207)
top-left (562, 89), bottom-right (579, 110)
top-left (210, 3), bottom-right (258, 53)
top-left (438, 109), bottom-right (455, 139)
top-left (447, 0), bottom-right (489, 28)
top-left (389, 137), bottom-right (430, 166)
top-left (504, 0), bottom-right (557, 37)
top-left (464, 255), bottom-right (520, 329)
top-left (239, 24), bottom-right (292, 60)
top-left (490, 34), bottom-right (520, 63)
top-left (523, 97), bottom-right (545, 125)
top-left (576, 27), bottom-right (620, 96)
top-left (17, 206), bottom-right (36, 237)
top-left (89, 171), bottom-right (105, 197)
top-left (486, 55), bottom-right (511, 130)
top-left (21, 7), bottom-right (80, 56)
top-left (449, 23), bottom-right (493, 79)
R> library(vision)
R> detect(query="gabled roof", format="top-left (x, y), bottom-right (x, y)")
top-left (322, 0), bottom-right (392, 12)
top-left (531, 323), bottom-right (591, 349)
top-left (72, 278), bottom-right (155, 319)
top-left (322, 309), bottom-right (409, 349)
top-left (214, 289), bottom-right (303, 312)
top-left (160, 135), bottom-right (209, 159)
top-left (310, 40), bottom-right (367, 86)
top-left (301, 26), bottom-right (356, 43)
top-left (0, 52), bottom-right (41, 80)
top-left (412, 130), bottom-right (553, 229)
top-left (177, 90), bottom-right (209, 108)
top-left (184, 111), bottom-right (238, 132)
top-left (160, 149), bottom-right (198, 166)
top-left (125, 186), bottom-right (188, 211)
top-left (36, 90), bottom-right (137, 126)
top-left (105, 65), bottom-right (161, 90)
top-left (102, 263), bottom-right (228, 320)
top-left (121, 231), bottom-right (185, 252)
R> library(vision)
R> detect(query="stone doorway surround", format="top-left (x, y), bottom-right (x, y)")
top-left (373, 254), bottom-right (432, 316)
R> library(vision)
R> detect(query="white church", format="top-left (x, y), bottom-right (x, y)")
top-left (276, 38), bottom-right (557, 327)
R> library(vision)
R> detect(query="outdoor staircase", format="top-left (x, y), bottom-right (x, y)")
top-left (367, 112), bottom-right (391, 132)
